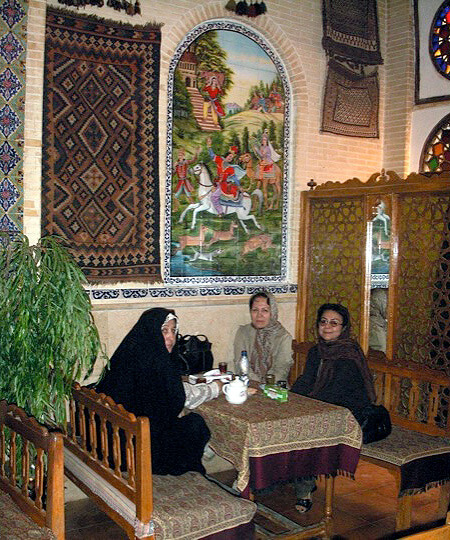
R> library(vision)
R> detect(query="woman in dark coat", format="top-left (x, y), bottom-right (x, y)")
top-left (290, 303), bottom-right (376, 512)
top-left (96, 307), bottom-right (210, 476)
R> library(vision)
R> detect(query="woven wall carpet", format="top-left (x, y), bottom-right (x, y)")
top-left (42, 8), bottom-right (161, 282)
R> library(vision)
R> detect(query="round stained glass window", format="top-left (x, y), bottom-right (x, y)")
top-left (430, 1), bottom-right (450, 79)
top-left (420, 113), bottom-right (450, 173)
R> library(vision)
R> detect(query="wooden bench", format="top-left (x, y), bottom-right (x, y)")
top-left (0, 400), bottom-right (65, 539)
top-left (290, 341), bottom-right (450, 533)
top-left (64, 382), bottom-right (256, 540)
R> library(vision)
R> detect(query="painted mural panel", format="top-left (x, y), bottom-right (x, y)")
top-left (165, 23), bottom-right (289, 284)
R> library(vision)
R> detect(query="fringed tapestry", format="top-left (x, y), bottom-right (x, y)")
top-left (322, 0), bottom-right (383, 66)
top-left (42, 8), bottom-right (161, 282)
top-left (321, 61), bottom-right (379, 138)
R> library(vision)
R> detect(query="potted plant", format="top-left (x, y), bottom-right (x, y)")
top-left (0, 234), bottom-right (104, 426)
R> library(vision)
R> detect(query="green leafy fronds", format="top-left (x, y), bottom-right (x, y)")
top-left (0, 234), bottom-right (104, 426)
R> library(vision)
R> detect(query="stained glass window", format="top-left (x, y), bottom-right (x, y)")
top-left (420, 113), bottom-right (450, 172)
top-left (430, 1), bottom-right (450, 79)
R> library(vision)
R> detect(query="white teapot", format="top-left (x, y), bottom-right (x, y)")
top-left (223, 378), bottom-right (248, 404)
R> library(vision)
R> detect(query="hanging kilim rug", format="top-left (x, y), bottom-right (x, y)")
top-left (322, 0), bottom-right (383, 66)
top-left (42, 8), bottom-right (161, 282)
top-left (321, 61), bottom-right (379, 138)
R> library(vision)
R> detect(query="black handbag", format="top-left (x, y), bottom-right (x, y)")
top-left (358, 403), bottom-right (392, 444)
top-left (178, 334), bottom-right (214, 375)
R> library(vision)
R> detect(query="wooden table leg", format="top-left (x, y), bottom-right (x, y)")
top-left (324, 476), bottom-right (335, 539)
top-left (438, 482), bottom-right (450, 517)
top-left (396, 494), bottom-right (412, 531)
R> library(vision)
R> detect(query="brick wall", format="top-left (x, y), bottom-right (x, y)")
top-left (21, 0), bottom-right (405, 363)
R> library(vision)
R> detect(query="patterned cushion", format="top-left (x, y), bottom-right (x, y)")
top-left (360, 425), bottom-right (450, 466)
top-left (0, 491), bottom-right (56, 539)
top-left (152, 472), bottom-right (256, 539)
top-left (64, 449), bottom-right (256, 540)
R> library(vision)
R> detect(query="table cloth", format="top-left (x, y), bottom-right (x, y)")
top-left (197, 390), bottom-right (362, 495)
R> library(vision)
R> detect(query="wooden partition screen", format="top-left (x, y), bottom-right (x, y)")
top-left (296, 170), bottom-right (450, 374)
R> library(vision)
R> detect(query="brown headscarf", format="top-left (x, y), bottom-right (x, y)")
top-left (250, 291), bottom-right (284, 381)
top-left (311, 303), bottom-right (376, 403)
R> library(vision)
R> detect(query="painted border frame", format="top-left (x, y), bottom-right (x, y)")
top-left (164, 19), bottom-right (291, 285)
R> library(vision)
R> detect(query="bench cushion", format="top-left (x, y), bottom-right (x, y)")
top-left (361, 425), bottom-right (450, 495)
top-left (64, 448), bottom-right (256, 539)
top-left (0, 491), bottom-right (56, 539)
top-left (152, 472), bottom-right (256, 539)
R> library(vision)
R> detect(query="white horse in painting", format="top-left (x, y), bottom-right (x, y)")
top-left (179, 163), bottom-right (263, 234)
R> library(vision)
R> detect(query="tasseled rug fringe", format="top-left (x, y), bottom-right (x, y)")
top-left (400, 478), bottom-right (450, 497)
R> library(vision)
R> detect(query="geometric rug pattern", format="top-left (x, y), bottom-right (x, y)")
top-left (42, 8), bottom-right (161, 282)
top-left (0, 0), bottom-right (27, 240)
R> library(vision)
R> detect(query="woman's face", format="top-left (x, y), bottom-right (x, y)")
top-left (162, 319), bottom-right (177, 353)
top-left (318, 309), bottom-right (344, 341)
top-left (251, 297), bottom-right (271, 329)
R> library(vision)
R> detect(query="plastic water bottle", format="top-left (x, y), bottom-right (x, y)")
top-left (239, 350), bottom-right (249, 385)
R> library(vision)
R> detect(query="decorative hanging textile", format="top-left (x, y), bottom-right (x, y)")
top-left (42, 8), bottom-right (162, 283)
top-left (225, 0), bottom-right (267, 17)
top-left (321, 60), bottom-right (379, 138)
top-left (321, 0), bottom-right (382, 138)
top-left (322, 0), bottom-right (383, 66)
top-left (56, 0), bottom-right (141, 16)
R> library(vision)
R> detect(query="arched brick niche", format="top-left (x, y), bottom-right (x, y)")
top-left (158, 3), bottom-right (309, 283)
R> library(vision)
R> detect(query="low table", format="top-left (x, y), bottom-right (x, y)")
top-left (197, 389), bottom-right (362, 538)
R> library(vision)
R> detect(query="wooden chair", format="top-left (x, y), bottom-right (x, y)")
top-left (0, 400), bottom-right (65, 539)
top-left (400, 512), bottom-right (450, 539)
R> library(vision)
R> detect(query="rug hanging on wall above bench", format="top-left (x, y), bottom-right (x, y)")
top-left (41, 8), bottom-right (162, 283)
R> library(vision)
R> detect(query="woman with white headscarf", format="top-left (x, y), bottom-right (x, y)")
top-left (233, 291), bottom-right (293, 383)
top-left (96, 307), bottom-right (220, 475)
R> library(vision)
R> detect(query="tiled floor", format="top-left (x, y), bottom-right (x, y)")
top-left (64, 461), bottom-right (446, 539)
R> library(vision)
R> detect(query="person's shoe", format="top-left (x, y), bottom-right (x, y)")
top-left (202, 444), bottom-right (216, 461)
top-left (295, 485), bottom-right (316, 513)
top-left (295, 496), bottom-right (313, 513)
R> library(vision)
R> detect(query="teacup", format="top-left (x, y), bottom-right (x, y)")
top-left (223, 378), bottom-right (248, 404)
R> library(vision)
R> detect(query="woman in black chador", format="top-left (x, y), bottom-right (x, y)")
top-left (96, 307), bottom-right (211, 476)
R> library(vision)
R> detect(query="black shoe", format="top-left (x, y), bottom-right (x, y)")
top-left (295, 497), bottom-right (313, 513)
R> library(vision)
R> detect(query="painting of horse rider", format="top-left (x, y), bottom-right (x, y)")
top-left (168, 24), bottom-right (288, 282)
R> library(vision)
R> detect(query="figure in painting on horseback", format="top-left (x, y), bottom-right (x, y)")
top-left (253, 129), bottom-right (281, 180)
top-left (238, 130), bottom-right (282, 210)
top-left (206, 137), bottom-right (247, 216)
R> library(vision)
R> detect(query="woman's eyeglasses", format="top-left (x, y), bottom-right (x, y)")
top-left (319, 318), bottom-right (343, 327)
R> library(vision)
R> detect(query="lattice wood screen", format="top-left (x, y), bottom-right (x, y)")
top-left (395, 193), bottom-right (450, 372)
top-left (305, 197), bottom-right (365, 341)
top-left (296, 171), bottom-right (450, 374)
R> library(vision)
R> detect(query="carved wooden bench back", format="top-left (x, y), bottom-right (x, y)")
top-left (290, 341), bottom-right (450, 437)
top-left (0, 400), bottom-right (65, 539)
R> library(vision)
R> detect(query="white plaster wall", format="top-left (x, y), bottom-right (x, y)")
top-left (410, 103), bottom-right (450, 173)
top-left (410, 0), bottom-right (450, 174)
top-left (416, 0), bottom-right (450, 102)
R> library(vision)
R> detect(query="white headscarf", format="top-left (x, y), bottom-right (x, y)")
top-left (161, 312), bottom-right (179, 334)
